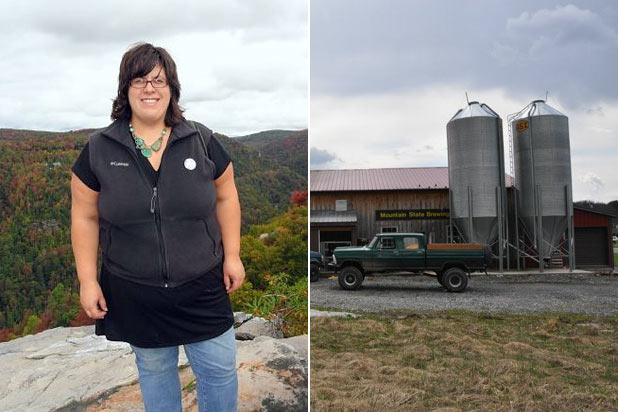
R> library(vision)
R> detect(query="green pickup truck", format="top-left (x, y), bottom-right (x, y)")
top-left (330, 233), bottom-right (491, 292)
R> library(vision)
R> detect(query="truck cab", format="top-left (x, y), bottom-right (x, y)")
top-left (331, 233), bottom-right (490, 292)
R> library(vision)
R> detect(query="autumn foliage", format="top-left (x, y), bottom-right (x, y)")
top-left (0, 127), bottom-right (307, 342)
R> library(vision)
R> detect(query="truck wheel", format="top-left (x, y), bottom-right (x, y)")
top-left (310, 263), bottom-right (319, 282)
top-left (338, 266), bottom-right (364, 290)
top-left (443, 268), bottom-right (468, 293)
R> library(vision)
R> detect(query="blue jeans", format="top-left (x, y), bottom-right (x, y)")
top-left (130, 326), bottom-right (237, 412)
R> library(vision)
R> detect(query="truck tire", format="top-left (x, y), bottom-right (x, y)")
top-left (443, 268), bottom-right (468, 293)
top-left (310, 263), bottom-right (319, 282)
top-left (338, 266), bottom-right (364, 290)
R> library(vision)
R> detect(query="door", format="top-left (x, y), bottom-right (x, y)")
top-left (575, 227), bottom-right (609, 266)
top-left (398, 235), bottom-right (425, 270)
top-left (374, 236), bottom-right (399, 270)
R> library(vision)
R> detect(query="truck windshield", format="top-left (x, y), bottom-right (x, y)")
top-left (368, 237), bottom-right (378, 248)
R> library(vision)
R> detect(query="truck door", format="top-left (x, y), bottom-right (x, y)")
top-left (399, 235), bottom-right (425, 270)
top-left (375, 236), bottom-right (399, 270)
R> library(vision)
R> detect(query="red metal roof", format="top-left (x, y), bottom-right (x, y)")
top-left (311, 167), bottom-right (514, 192)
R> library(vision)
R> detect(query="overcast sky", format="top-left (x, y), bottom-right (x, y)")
top-left (0, 0), bottom-right (307, 136)
top-left (311, 0), bottom-right (618, 203)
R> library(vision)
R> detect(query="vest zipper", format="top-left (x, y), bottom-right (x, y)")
top-left (151, 187), bottom-right (170, 287)
top-left (119, 141), bottom-right (173, 288)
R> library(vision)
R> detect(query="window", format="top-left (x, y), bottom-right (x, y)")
top-left (335, 199), bottom-right (347, 211)
top-left (381, 227), bottom-right (397, 233)
top-left (379, 237), bottom-right (396, 249)
top-left (320, 241), bottom-right (351, 257)
top-left (403, 237), bottom-right (419, 249)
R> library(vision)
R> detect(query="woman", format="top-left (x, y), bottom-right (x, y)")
top-left (70, 42), bottom-right (244, 412)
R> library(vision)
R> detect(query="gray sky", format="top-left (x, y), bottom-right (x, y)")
top-left (0, 0), bottom-right (307, 136)
top-left (311, 0), bottom-right (618, 202)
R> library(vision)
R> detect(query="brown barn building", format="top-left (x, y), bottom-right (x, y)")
top-left (310, 168), bottom-right (451, 256)
top-left (311, 167), bottom-right (615, 271)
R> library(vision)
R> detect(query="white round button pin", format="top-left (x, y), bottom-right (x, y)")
top-left (184, 158), bottom-right (197, 170)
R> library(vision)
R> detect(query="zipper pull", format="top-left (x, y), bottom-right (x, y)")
top-left (150, 187), bottom-right (157, 213)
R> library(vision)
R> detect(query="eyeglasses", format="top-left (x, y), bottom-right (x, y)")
top-left (130, 77), bottom-right (168, 88)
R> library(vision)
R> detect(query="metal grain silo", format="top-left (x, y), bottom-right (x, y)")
top-left (447, 102), bottom-right (506, 251)
top-left (510, 100), bottom-right (573, 266)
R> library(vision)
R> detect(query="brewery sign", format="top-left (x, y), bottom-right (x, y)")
top-left (376, 209), bottom-right (450, 220)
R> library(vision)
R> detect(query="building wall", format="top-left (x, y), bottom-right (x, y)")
top-left (310, 225), bottom-right (357, 252)
top-left (574, 208), bottom-right (614, 268)
top-left (574, 209), bottom-right (611, 227)
top-left (311, 190), bottom-right (449, 243)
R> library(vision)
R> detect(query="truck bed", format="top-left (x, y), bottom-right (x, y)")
top-left (427, 243), bottom-right (483, 250)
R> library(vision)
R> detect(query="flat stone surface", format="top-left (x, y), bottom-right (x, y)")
top-left (236, 336), bottom-right (307, 412)
top-left (233, 311), bottom-right (253, 326)
top-left (0, 326), bottom-right (137, 412)
top-left (235, 317), bottom-right (284, 339)
top-left (1, 325), bottom-right (307, 411)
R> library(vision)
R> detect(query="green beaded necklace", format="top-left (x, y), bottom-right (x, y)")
top-left (129, 124), bottom-right (166, 158)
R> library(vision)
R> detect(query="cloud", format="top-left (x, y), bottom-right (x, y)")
top-left (0, 0), bottom-right (306, 45)
top-left (0, 0), bottom-right (307, 135)
top-left (310, 147), bottom-right (339, 169)
top-left (506, 5), bottom-right (618, 48)
top-left (311, 1), bottom-right (618, 107)
top-left (311, 86), bottom-right (467, 170)
top-left (310, 1), bottom-right (618, 202)
top-left (493, 4), bottom-right (618, 63)
top-left (490, 4), bottom-right (618, 105)
top-left (312, 86), bottom-right (618, 202)
top-left (580, 172), bottom-right (605, 192)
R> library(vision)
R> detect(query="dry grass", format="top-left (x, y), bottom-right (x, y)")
top-left (310, 311), bottom-right (618, 412)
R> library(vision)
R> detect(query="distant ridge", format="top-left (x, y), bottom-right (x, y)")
top-left (234, 129), bottom-right (308, 176)
top-left (0, 128), bottom-right (99, 140)
top-left (235, 129), bottom-right (299, 144)
top-left (0, 126), bottom-right (306, 227)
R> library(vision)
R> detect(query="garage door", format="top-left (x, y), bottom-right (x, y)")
top-left (574, 227), bottom-right (609, 266)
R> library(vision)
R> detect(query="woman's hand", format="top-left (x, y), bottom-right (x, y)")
top-left (223, 256), bottom-right (245, 294)
top-left (80, 280), bottom-right (108, 319)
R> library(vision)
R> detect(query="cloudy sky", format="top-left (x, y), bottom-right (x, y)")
top-left (0, 0), bottom-right (307, 136)
top-left (311, 0), bottom-right (618, 202)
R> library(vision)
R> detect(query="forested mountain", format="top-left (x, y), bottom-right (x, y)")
top-left (235, 129), bottom-right (308, 176)
top-left (0, 126), bottom-right (307, 339)
top-left (215, 131), bottom-right (307, 226)
top-left (235, 129), bottom-right (298, 145)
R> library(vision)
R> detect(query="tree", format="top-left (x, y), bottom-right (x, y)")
top-left (22, 315), bottom-right (41, 336)
top-left (291, 190), bottom-right (307, 206)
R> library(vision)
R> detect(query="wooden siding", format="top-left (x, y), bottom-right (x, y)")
top-left (574, 208), bottom-right (611, 227)
top-left (311, 190), bottom-right (449, 243)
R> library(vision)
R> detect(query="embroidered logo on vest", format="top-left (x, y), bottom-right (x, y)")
top-left (110, 161), bottom-right (130, 167)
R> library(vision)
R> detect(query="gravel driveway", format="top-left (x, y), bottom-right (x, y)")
top-left (311, 272), bottom-right (618, 315)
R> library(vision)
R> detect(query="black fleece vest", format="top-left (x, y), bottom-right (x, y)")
top-left (89, 118), bottom-right (222, 288)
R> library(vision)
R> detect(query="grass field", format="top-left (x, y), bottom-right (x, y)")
top-left (311, 311), bottom-right (618, 412)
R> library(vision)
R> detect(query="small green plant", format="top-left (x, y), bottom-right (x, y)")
top-left (182, 378), bottom-right (196, 392)
top-left (231, 272), bottom-right (307, 336)
top-left (230, 206), bottom-right (308, 336)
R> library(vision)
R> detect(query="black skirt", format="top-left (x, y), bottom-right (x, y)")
top-left (95, 262), bottom-right (234, 348)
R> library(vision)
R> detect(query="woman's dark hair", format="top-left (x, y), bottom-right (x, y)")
top-left (111, 42), bottom-right (185, 126)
